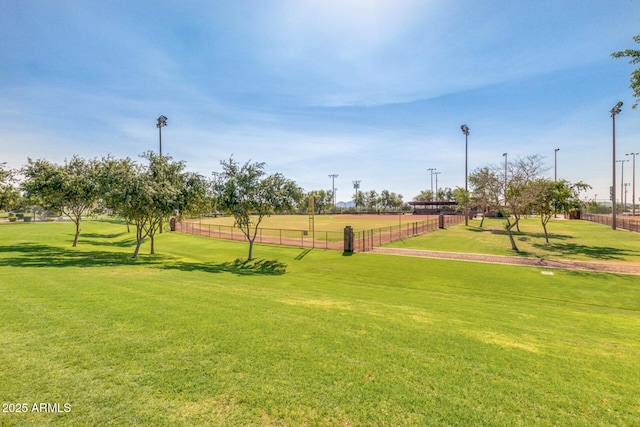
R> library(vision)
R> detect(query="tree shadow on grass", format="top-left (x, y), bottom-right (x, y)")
top-left (81, 232), bottom-right (130, 240)
top-left (78, 233), bottom-right (138, 248)
top-left (163, 258), bottom-right (287, 276)
top-left (469, 226), bottom-right (573, 241)
top-left (0, 243), bottom-right (287, 276)
top-left (532, 242), bottom-right (640, 261)
top-left (0, 243), bottom-right (167, 268)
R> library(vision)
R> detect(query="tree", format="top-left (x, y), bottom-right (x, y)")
top-left (436, 187), bottom-right (454, 202)
top-left (364, 190), bottom-right (379, 213)
top-left (213, 157), bottom-right (303, 261)
top-left (303, 190), bottom-right (333, 214)
top-left (22, 156), bottom-right (101, 246)
top-left (380, 190), bottom-right (403, 211)
top-left (413, 189), bottom-right (434, 202)
top-left (0, 163), bottom-right (21, 212)
top-left (469, 166), bottom-right (501, 228)
top-left (100, 153), bottom-right (206, 258)
top-left (353, 189), bottom-right (365, 212)
top-left (612, 35), bottom-right (640, 109)
top-left (453, 187), bottom-right (471, 224)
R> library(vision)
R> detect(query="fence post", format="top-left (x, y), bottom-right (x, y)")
top-left (344, 226), bottom-right (354, 252)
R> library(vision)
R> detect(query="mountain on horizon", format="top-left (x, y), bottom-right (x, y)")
top-left (336, 200), bottom-right (355, 208)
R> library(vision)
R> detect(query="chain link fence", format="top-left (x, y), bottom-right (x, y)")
top-left (582, 213), bottom-right (640, 233)
top-left (176, 214), bottom-right (465, 252)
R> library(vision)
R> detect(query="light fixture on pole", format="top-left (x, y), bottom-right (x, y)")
top-left (427, 168), bottom-right (436, 201)
top-left (329, 174), bottom-right (339, 211)
top-left (626, 152), bottom-right (639, 216)
top-left (610, 101), bottom-right (622, 230)
top-left (156, 115), bottom-right (168, 156)
top-left (352, 180), bottom-right (361, 212)
top-left (461, 125), bottom-right (470, 226)
top-left (554, 148), bottom-right (560, 182)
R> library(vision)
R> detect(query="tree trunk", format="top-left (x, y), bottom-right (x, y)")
top-left (247, 239), bottom-right (254, 261)
top-left (133, 239), bottom-right (143, 258)
top-left (505, 218), bottom-right (519, 251)
top-left (133, 225), bottom-right (144, 258)
top-left (479, 216), bottom-right (485, 228)
top-left (150, 234), bottom-right (155, 255)
top-left (541, 217), bottom-right (550, 244)
top-left (72, 219), bottom-right (81, 247)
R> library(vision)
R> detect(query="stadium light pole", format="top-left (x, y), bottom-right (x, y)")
top-left (617, 159), bottom-right (628, 213)
top-left (157, 115), bottom-right (168, 156)
top-left (329, 174), bottom-right (339, 211)
top-left (502, 153), bottom-right (508, 203)
top-left (554, 148), bottom-right (560, 182)
top-left (433, 171), bottom-right (441, 208)
top-left (627, 152), bottom-right (639, 216)
top-left (610, 102), bottom-right (622, 230)
top-left (461, 125), bottom-right (470, 226)
top-left (352, 180), bottom-right (361, 213)
top-left (427, 168), bottom-right (436, 201)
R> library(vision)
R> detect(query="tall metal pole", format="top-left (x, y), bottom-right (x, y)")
top-left (554, 148), bottom-right (560, 181)
top-left (352, 180), bottom-right (361, 212)
top-left (502, 153), bottom-right (508, 203)
top-left (617, 159), bottom-right (628, 212)
top-left (627, 153), bottom-right (639, 216)
top-left (427, 168), bottom-right (436, 201)
top-left (329, 174), bottom-right (338, 211)
top-left (433, 172), bottom-right (441, 207)
top-left (611, 102), bottom-right (622, 230)
top-left (624, 183), bottom-right (630, 210)
top-left (157, 115), bottom-right (168, 156)
top-left (461, 125), bottom-right (470, 226)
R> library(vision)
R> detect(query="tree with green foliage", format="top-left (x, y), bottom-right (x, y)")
top-left (22, 156), bottom-right (101, 246)
top-left (303, 190), bottom-right (333, 214)
top-left (364, 190), bottom-right (379, 213)
top-left (413, 189), bottom-right (434, 202)
top-left (452, 187), bottom-right (471, 225)
top-left (468, 166), bottom-right (501, 228)
top-left (612, 35), bottom-right (640, 108)
top-left (213, 157), bottom-right (303, 261)
top-left (100, 152), bottom-right (207, 258)
top-left (380, 190), bottom-right (403, 211)
top-left (530, 179), bottom-right (591, 243)
top-left (0, 163), bottom-right (21, 212)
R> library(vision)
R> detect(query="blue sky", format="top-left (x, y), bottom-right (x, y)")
top-left (2, 1), bottom-right (640, 204)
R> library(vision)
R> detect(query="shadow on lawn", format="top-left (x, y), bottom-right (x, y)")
top-left (0, 243), bottom-right (287, 276)
top-left (164, 258), bottom-right (287, 276)
top-left (467, 226), bottom-right (573, 241)
top-left (0, 243), bottom-right (165, 268)
top-left (532, 242), bottom-right (640, 261)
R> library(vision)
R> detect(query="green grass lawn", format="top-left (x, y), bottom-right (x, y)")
top-left (387, 217), bottom-right (640, 263)
top-left (1, 219), bottom-right (639, 425)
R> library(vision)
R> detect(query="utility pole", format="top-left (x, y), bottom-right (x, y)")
top-left (427, 168), bottom-right (436, 201)
top-left (352, 180), bottom-right (361, 212)
top-left (610, 102), bottom-right (622, 230)
top-left (328, 174), bottom-right (339, 211)
top-left (627, 152), bottom-right (639, 216)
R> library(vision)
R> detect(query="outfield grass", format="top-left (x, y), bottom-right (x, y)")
top-left (1, 219), bottom-right (639, 425)
top-left (387, 217), bottom-right (640, 263)
top-left (197, 213), bottom-right (436, 232)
